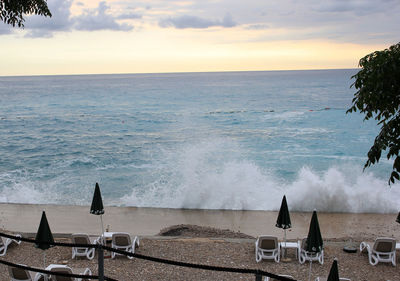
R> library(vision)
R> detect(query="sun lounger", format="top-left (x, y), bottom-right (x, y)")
top-left (71, 233), bottom-right (96, 260)
top-left (298, 238), bottom-right (324, 264)
top-left (360, 237), bottom-right (396, 266)
top-left (1, 234), bottom-right (22, 256)
top-left (255, 235), bottom-right (280, 263)
top-left (111, 232), bottom-right (140, 259)
top-left (8, 265), bottom-right (44, 281)
top-left (46, 264), bottom-right (92, 281)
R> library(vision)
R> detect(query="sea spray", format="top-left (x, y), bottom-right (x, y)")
top-left (121, 140), bottom-right (400, 213)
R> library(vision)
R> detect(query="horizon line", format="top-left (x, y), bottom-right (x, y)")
top-left (0, 67), bottom-right (359, 78)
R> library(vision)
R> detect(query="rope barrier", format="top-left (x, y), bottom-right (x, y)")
top-left (0, 232), bottom-right (296, 281)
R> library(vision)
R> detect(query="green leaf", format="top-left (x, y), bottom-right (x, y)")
top-left (348, 42), bottom-right (400, 184)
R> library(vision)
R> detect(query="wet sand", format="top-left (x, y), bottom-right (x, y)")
top-left (1, 203), bottom-right (399, 241)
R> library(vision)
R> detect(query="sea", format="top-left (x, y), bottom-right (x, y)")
top-left (0, 69), bottom-right (399, 213)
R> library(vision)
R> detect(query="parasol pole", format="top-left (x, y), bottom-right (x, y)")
top-left (284, 228), bottom-right (287, 258)
top-left (100, 214), bottom-right (105, 245)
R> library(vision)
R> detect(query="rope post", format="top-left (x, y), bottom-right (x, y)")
top-left (255, 273), bottom-right (263, 281)
top-left (98, 244), bottom-right (104, 281)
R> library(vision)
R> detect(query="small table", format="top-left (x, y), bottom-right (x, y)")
top-left (279, 242), bottom-right (298, 259)
top-left (101, 232), bottom-right (115, 238)
top-left (396, 242), bottom-right (400, 250)
top-left (96, 232), bottom-right (115, 243)
top-left (97, 232), bottom-right (116, 258)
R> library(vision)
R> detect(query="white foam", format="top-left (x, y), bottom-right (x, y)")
top-left (0, 170), bottom-right (92, 205)
top-left (1, 139), bottom-right (398, 213)
top-left (288, 166), bottom-right (400, 213)
top-left (262, 110), bottom-right (305, 121)
top-left (0, 178), bottom-right (50, 204)
top-left (121, 140), bottom-right (400, 213)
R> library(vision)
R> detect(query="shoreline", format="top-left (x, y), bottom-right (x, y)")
top-left (1, 203), bottom-right (398, 241)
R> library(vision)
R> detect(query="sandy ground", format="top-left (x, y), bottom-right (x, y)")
top-left (0, 204), bottom-right (400, 280)
top-left (0, 203), bottom-right (399, 240)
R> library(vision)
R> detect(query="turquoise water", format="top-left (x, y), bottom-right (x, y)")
top-left (0, 70), bottom-right (398, 212)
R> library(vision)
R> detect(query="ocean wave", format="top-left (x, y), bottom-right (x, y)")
top-left (1, 140), bottom-right (397, 213)
top-left (120, 140), bottom-right (400, 213)
top-left (120, 163), bottom-right (400, 213)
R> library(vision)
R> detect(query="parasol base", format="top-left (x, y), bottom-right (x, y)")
top-left (343, 246), bottom-right (357, 253)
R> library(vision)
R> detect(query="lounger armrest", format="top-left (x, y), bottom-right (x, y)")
top-left (360, 241), bottom-right (370, 254)
top-left (13, 234), bottom-right (22, 244)
top-left (73, 267), bottom-right (92, 275)
top-left (83, 267), bottom-right (92, 275)
top-left (133, 236), bottom-right (140, 247)
top-left (89, 237), bottom-right (98, 244)
top-left (34, 272), bottom-right (47, 281)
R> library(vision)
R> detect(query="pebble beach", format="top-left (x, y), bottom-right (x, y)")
top-left (1, 204), bottom-right (400, 281)
top-left (1, 225), bottom-right (400, 281)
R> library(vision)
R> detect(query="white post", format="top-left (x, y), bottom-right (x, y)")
top-left (100, 214), bottom-right (105, 245)
top-left (308, 260), bottom-right (313, 281)
top-left (284, 229), bottom-right (287, 258)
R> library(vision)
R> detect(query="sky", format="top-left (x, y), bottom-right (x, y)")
top-left (1, 0), bottom-right (399, 76)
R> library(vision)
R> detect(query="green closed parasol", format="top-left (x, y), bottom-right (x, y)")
top-left (276, 195), bottom-right (291, 258)
top-left (306, 209), bottom-right (323, 281)
top-left (327, 259), bottom-right (340, 281)
top-left (35, 211), bottom-right (54, 267)
top-left (90, 182), bottom-right (105, 244)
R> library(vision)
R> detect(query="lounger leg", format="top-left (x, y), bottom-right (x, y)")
top-left (370, 254), bottom-right (378, 266)
top-left (127, 247), bottom-right (134, 259)
top-left (0, 246), bottom-right (6, 256)
top-left (87, 248), bottom-right (95, 260)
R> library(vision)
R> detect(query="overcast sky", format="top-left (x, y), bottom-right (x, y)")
top-left (1, 0), bottom-right (399, 75)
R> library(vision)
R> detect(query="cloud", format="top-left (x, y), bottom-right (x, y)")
top-left (23, 0), bottom-right (73, 37)
top-left (117, 13), bottom-right (142, 20)
top-left (159, 13), bottom-right (236, 29)
top-left (74, 1), bottom-right (133, 31)
top-left (245, 24), bottom-right (269, 30)
top-left (4, 0), bottom-right (136, 37)
top-left (0, 24), bottom-right (12, 35)
top-left (1, 0), bottom-right (399, 45)
top-left (313, 0), bottom-right (397, 15)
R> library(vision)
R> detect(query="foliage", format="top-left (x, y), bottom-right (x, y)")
top-left (347, 42), bottom-right (400, 184)
top-left (0, 0), bottom-right (51, 28)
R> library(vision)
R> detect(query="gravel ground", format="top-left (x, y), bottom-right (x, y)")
top-left (1, 225), bottom-right (399, 281)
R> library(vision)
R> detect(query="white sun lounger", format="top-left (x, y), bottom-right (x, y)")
top-left (8, 265), bottom-right (43, 281)
top-left (111, 232), bottom-right (140, 259)
top-left (360, 237), bottom-right (396, 266)
top-left (44, 264), bottom-right (92, 281)
top-left (71, 233), bottom-right (96, 260)
top-left (298, 238), bottom-right (324, 265)
top-left (0, 234), bottom-right (22, 256)
top-left (255, 235), bottom-right (280, 263)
